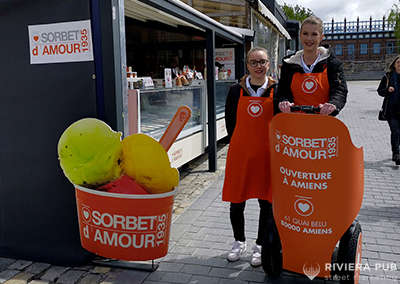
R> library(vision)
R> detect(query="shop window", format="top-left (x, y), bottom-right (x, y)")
top-left (352, 35), bottom-right (357, 39)
top-left (335, 44), bottom-right (343, 56)
top-left (387, 42), bottom-right (395, 54)
top-left (139, 86), bottom-right (203, 140)
top-left (339, 35), bottom-right (344, 39)
top-left (347, 44), bottom-right (355, 56)
top-left (373, 43), bottom-right (381, 54)
top-left (359, 34), bottom-right (364, 39)
top-left (360, 43), bottom-right (368, 55)
top-left (346, 35), bottom-right (351, 39)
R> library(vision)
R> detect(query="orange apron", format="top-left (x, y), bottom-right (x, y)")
top-left (222, 88), bottom-right (273, 203)
top-left (290, 68), bottom-right (329, 106)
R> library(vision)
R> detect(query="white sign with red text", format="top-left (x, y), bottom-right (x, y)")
top-left (28, 20), bottom-right (94, 64)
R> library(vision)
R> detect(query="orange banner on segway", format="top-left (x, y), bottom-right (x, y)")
top-left (269, 113), bottom-right (364, 278)
top-left (75, 186), bottom-right (175, 261)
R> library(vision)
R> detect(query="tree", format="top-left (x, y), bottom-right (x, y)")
top-left (388, 1), bottom-right (400, 40)
top-left (282, 3), bottom-right (313, 22)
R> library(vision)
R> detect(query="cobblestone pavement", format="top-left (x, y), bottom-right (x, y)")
top-left (1, 81), bottom-right (399, 284)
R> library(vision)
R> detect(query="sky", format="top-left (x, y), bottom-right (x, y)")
top-left (276, 0), bottom-right (397, 22)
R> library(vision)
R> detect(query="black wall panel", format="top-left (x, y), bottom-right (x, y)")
top-left (0, 0), bottom-right (97, 264)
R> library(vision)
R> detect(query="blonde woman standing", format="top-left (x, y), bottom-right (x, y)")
top-left (277, 15), bottom-right (347, 115)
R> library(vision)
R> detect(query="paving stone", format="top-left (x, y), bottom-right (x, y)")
top-left (40, 266), bottom-right (69, 282)
top-left (180, 264), bottom-right (210, 275)
top-left (159, 272), bottom-right (192, 283)
top-left (55, 269), bottom-right (86, 284)
top-left (0, 259), bottom-right (16, 272)
top-left (24, 263), bottom-right (51, 275)
top-left (187, 275), bottom-right (219, 284)
top-left (3, 271), bottom-right (35, 284)
top-left (90, 267), bottom-right (111, 274)
top-left (7, 261), bottom-right (33, 271)
top-left (0, 270), bottom-right (20, 284)
top-left (76, 273), bottom-right (102, 284)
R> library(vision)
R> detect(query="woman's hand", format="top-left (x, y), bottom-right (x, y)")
top-left (278, 101), bottom-right (294, 113)
top-left (388, 86), bottom-right (395, 92)
top-left (319, 103), bottom-right (336, 115)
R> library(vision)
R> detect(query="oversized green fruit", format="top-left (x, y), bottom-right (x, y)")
top-left (57, 118), bottom-right (122, 187)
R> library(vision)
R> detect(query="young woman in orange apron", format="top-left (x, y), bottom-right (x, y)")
top-left (223, 47), bottom-right (278, 267)
top-left (277, 15), bottom-right (347, 115)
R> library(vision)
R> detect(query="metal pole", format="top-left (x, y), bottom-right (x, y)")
top-left (206, 29), bottom-right (216, 172)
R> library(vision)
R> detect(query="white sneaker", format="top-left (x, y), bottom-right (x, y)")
top-left (227, 241), bottom-right (246, 262)
top-left (250, 244), bottom-right (262, 267)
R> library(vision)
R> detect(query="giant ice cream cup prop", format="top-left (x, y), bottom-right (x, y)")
top-left (265, 112), bottom-right (364, 282)
top-left (58, 106), bottom-right (191, 261)
top-left (75, 185), bottom-right (176, 261)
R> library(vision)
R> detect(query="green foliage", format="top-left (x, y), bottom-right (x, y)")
top-left (282, 3), bottom-right (313, 22)
top-left (388, 1), bottom-right (400, 40)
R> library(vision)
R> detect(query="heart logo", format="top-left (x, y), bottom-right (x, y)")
top-left (298, 202), bottom-right (310, 213)
top-left (33, 35), bottom-right (39, 42)
top-left (294, 198), bottom-right (314, 216)
top-left (305, 81), bottom-right (314, 90)
top-left (250, 105), bottom-right (260, 114)
top-left (83, 209), bottom-right (90, 220)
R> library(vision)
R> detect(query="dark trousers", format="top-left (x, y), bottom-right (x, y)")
top-left (388, 116), bottom-right (400, 154)
top-left (230, 199), bottom-right (272, 246)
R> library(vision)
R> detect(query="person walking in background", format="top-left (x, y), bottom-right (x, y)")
top-left (277, 15), bottom-right (347, 116)
top-left (377, 55), bottom-right (400, 165)
top-left (222, 47), bottom-right (278, 267)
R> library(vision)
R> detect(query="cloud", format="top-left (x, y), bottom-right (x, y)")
top-left (278, 0), bottom-right (396, 22)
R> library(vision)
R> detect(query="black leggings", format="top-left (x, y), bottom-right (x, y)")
top-left (388, 116), bottom-right (400, 154)
top-left (230, 199), bottom-right (272, 246)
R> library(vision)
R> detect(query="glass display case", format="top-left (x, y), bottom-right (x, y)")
top-left (216, 80), bottom-right (237, 118)
top-left (138, 85), bottom-right (204, 141)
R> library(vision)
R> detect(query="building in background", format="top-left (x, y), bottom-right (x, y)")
top-left (179, 0), bottom-right (291, 78)
top-left (322, 17), bottom-right (398, 80)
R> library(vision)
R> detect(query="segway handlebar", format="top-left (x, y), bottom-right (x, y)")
top-left (290, 105), bottom-right (321, 114)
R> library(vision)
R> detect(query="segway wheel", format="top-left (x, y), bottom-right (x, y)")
top-left (336, 220), bottom-right (362, 284)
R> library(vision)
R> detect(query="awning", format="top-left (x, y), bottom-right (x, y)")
top-left (124, 0), bottom-right (244, 44)
top-left (257, 0), bottom-right (291, 40)
top-left (124, 0), bottom-right (203, 31)
top-left (223, 25), bottom-right (255, 40)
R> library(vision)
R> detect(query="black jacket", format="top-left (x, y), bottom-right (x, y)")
top-left (276, 47), bottom-right (348, 116)
top-left (225, 75), bottom-right (278, 142)
top-left (377, 72), bottom-right (400, 117)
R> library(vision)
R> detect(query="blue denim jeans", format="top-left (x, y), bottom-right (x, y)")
top-left (388, 116), bottom-right (400, 154)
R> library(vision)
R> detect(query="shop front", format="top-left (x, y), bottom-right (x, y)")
top-left (115, 0), bottom-right (248, 169)
top-left (0, 0), bottom-right (246, 264)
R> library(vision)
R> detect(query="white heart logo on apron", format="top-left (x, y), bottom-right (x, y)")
top-left (305, 81), bottom-right (314, 90)
top-left (250, 105), bottom-right (260, 114)
top-left (302, 77), bottom-right (318, 94)
top-left (247, 102), bottom-right (263, 117)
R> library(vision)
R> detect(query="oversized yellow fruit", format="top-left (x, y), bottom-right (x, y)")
top-left (122, 134), bottom-right (179, 193)
top-left (58, 118), bottom-right (122, 187)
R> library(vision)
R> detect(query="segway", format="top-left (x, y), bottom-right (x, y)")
top-left (262, 106), bottom-right (364, 284)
